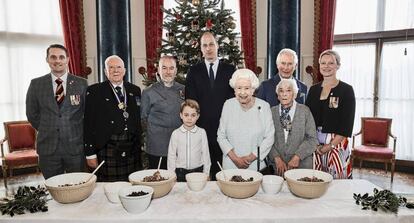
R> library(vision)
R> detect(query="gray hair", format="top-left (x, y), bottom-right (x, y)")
top-left (276, 79), bottom-right (299, 97)
top-left (276, 48), bottom-right (298, 65)
top-left (104, 55), bottom-right (125, 70)
top-left (319, 49), bottom-right (341, 66)
top-left (229, 68), bottom-right (259, 89)
top-left (158, 55), bottom-right (177, 69)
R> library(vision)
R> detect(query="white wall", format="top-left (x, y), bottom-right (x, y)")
top-left (300, 0), bottom-right (315, 87)
top-left (256, 0), bottom-right (268, 82)
top-left (83, 0), bottom-right (315, 88)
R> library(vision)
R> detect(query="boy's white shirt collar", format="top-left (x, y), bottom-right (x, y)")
top-left (179, 124), bottom-right (199, 133)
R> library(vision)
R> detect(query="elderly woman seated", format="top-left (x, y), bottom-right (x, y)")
top-left (269, 79), bottom-right (318, 176)
top-left (217, 69), bottom-right (275, 171)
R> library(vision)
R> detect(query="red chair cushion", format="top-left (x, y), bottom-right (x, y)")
top-left (4, 149), bottom-right (38, 168)
top-left (7, 123), bottom-right (36, 152)
top-left (353, 145), bottom-right (393, 160)
top-left (363, 119), bottom-right (389, 146)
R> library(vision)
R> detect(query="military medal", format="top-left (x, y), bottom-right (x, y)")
top-left (111, 84), bottom-right (129, 119)
top-left (123, 111), bottom-right (129, 119)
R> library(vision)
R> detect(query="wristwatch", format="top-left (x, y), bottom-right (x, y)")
top-left (329, 143), bottom-right (335, 149)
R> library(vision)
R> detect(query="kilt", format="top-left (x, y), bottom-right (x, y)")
top-left (97, 133), bottom-right (142, 182)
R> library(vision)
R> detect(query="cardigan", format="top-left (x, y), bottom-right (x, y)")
top-left (305, 81), bottom-right (356, 137)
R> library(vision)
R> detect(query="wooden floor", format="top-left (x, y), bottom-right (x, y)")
top-left (0, 167), bottom-right (413, 197)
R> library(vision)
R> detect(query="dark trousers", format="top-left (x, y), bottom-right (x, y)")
top-left (175, 166), bottom-right (204, 182)
top-left (147, 153), bottom-right (167, 170)
top-left (209, 152), bottom-right (222, 181)
top-left (39, 138), bottom-right (85, 179)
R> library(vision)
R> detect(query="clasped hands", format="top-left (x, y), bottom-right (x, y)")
top-left (228, 150), bottom-right (256, 169)
top-left (316, 144), bottom-right (331, 155)
top-left (274, 155), bottom-right (300, 176)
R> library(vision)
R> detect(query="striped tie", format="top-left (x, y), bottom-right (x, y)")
top-left (55, 78), bottom-right (64, 105)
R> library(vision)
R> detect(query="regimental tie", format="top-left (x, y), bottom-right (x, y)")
top-left (115, 86), bottom-right (124, 102)
top-left (55, 78), bottom-right (64, 105)
top-left (209, 63), bottom-right (214, 87)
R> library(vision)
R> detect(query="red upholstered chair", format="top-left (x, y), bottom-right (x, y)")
top-left (351, 117), bottom-right (396, 182)
top-left (0, 121), bottom-right (39, 190)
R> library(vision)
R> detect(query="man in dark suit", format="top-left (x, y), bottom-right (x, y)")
top-left (84, 55), bottom-right (142, 182)
top-left (256, 48), bottom-right (307, 107)
top-left (185, 32), bottom-right (236, 180)
top-left (26, 44), bottom-right (88, 179)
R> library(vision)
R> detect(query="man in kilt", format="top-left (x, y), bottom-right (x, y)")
top-left (84, 55), bottom-right (142, 181)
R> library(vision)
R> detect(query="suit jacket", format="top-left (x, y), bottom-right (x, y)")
top-left (185, 61), bottom-right (235, 157)
top-left (83, 81), bottom-right (142, 156)
top-left (26, 73), bottom-right (88, 156)
top-left (256, 74), bottom-right (308, 107)
top-left (269, 104), bottom-right (318, 169)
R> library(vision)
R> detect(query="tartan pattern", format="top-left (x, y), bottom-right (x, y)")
top-left (96, 133), bottom-right (142, 182)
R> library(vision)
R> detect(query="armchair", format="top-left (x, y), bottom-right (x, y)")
top-left (351, 117), bottom-right (396, 182)
top-left (1, 121), bottom-right (39, 190)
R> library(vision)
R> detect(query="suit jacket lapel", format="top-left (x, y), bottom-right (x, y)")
top-left (103, 81), bottom-right (119, 108)
top-left (62, 74), bottom-right (74, 108)
top-left (216, 61), bottom-right (225, 83)
top-left (45, 74), bottom-right (59, 112)
top-left (286, 107), bottom-right (300, 147)
top-left (274, 107), bottom-right (285, 145)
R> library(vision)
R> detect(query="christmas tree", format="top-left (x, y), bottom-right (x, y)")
top-left (142, 0), bottom-right (243, 85)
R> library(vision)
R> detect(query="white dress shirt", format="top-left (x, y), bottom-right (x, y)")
top-left (51, 73), bottom-right (68, 95)
top-left (167, 125), bottom-right (211, 174)
top-left (204, 58), bottom-right (219, 79)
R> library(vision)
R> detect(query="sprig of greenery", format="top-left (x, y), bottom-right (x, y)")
top-left (354, 188), bottom-right (414, 214)
top-left (0, 186), bottom-right (49, 217)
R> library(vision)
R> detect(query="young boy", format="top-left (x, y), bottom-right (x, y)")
top-left (167, 99), bottom-right (211, 182)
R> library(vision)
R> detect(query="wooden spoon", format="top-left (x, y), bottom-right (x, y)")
top-left (217, 161), bottom-right (228, 181)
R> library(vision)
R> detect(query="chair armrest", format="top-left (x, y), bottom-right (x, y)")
top-left (352, 131), bottom-right (362, 148)
top-left (0, 137), bottom-right (7, 158)
top-left (389, 134), bottom-right (397, 153)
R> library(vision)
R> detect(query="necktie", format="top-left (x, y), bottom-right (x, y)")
top-left (55, 78), bottom-right (64, 105)
top-left (115, 86), bottom-right (124, 102)
top-left (280, 106), bottom-right (292, 131)
top-left (209, 63), bottom-right (214, 87)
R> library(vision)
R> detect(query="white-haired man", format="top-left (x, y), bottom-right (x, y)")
top-left (256, 48), bottom-right (307, 107)
top-left (84, 55), bottom-right (142, 181)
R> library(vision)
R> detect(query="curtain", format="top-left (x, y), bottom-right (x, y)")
top-left (145, 0), bottom-right (164, 80)
top-left (0, 0), bottom-right (63, 156)
top-left (59, 0), bottom-right (90, 77)
top-left (239, 0), bottom-right (257, 72)
top-left (333, 44), bottom-right (375, 147)
top-left (312, 0), bottom-right (337, 83)
top-left (378, 41), bottom-right (414, 160)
